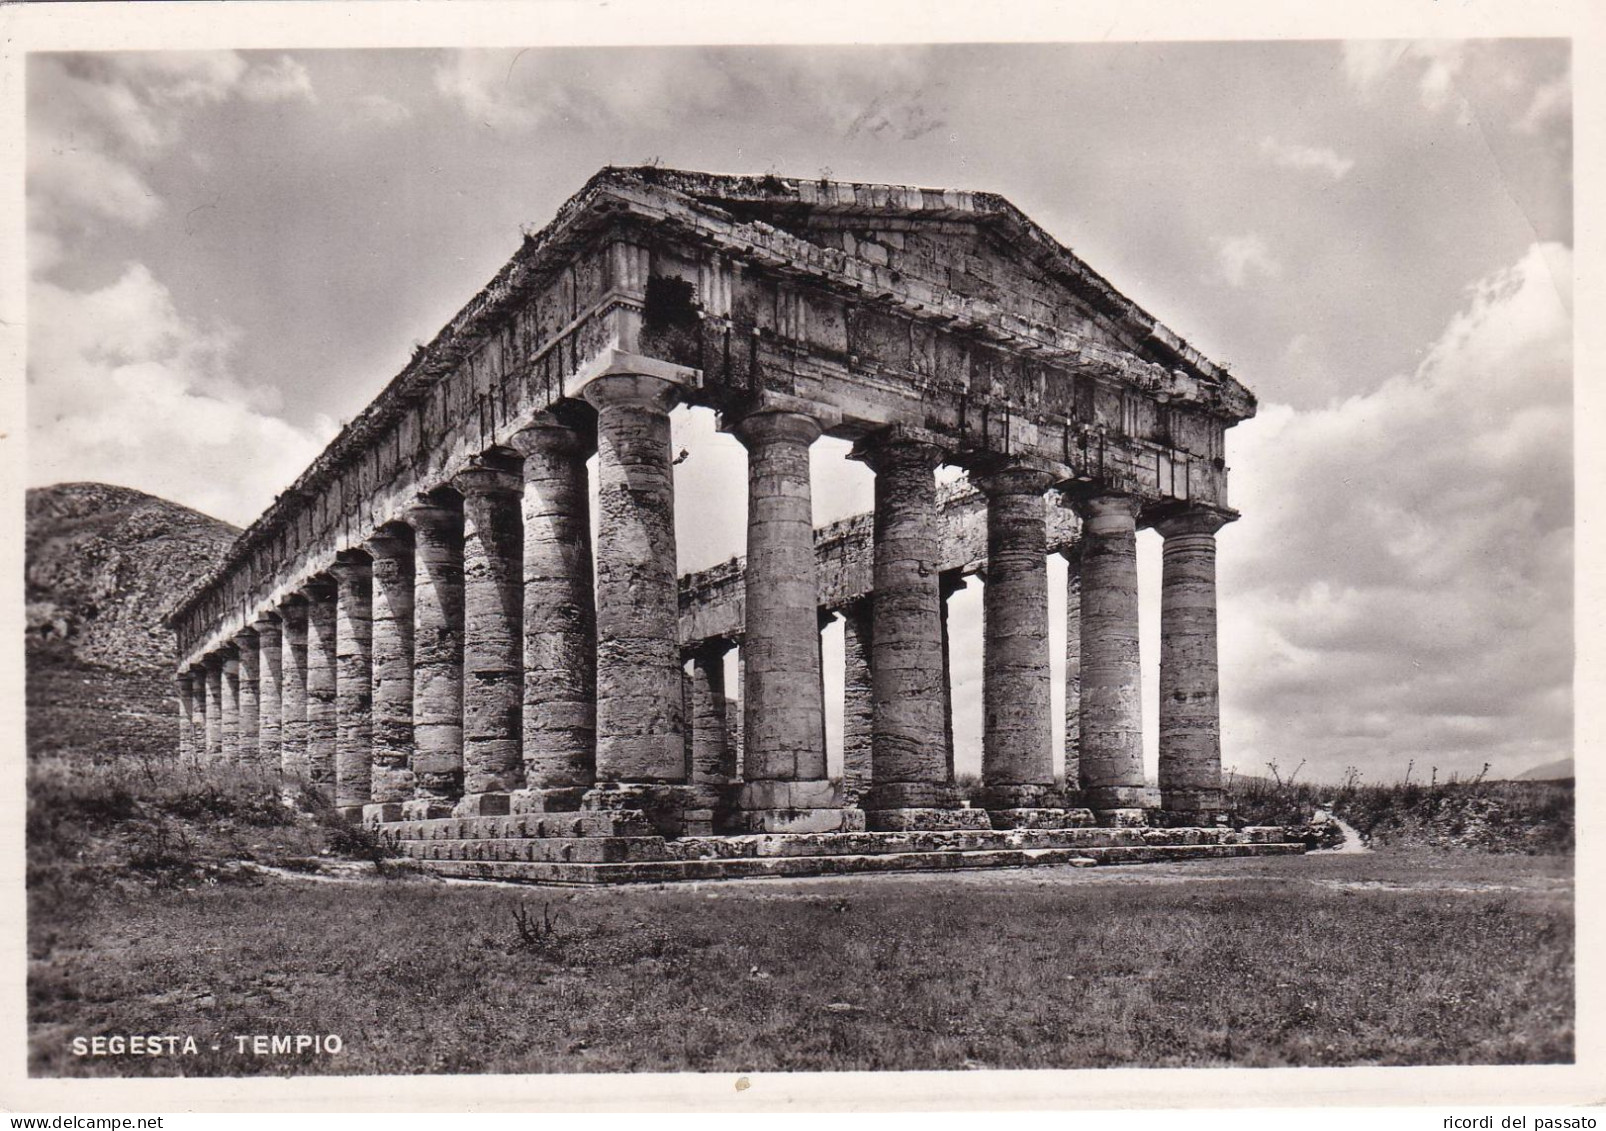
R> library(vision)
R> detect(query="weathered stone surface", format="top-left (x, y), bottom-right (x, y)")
top-left (584, 373), bottom-right (686, 787)
top-left (454, 461), bottom-right (524, 809)
top-left (977, 467), bottom-right (1056, 809)
top-left (1062, 550), bottom-right (1082, 797)
top-left (302, 577), bottom-right (338, 795)
top-left (838, 599), bottom-right (873, 805)
top-left (332, 554), bottom-right (374, 814)
top-left (202, 654), bottom-right (223, 760)
top-left (365, 526), bottom-right (415, 804)
top-left (735, 409), bottom-right (828, 790)
top-left (685, 641), bottom-right (735, 786)
top-left (509, 416), bottom-right (597, 797)
top-left (409, 496), bottom-right (464, 803)
top-left (1155, 506), bottom-right (1233, 816)
top-left (278, 598), bottom-right (309, 778)
top-left (220, 649), bottom-right (240, 762)
top-left (176, 672), bottom-right (196, 760)
top-left (988, 807), bottom-right (1096, 830)
top-left (252, 615), bottom-right (282, 771)
top-left (1072, 491), bottom-right (1156, 813)
top-left (233, 630), bottom-right (260, 766)
top-left (856, 435), bottom-right (952, 811)
top-left (865, 806), bottom-right (994, 832)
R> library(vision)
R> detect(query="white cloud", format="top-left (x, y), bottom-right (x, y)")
top-left (1343, 40), bottom-right (1467, 111)
top-left (27, 263), bottom-right (335, 525)
top-left (240, 55), bottom-right (316, 104)
top-left (1212, 233), bottom-right (1281, 287)
top-left (1259, 136), bottom-right (1355, 180)
top-left (28, 52), bottom-right (317, 271)
top-left (1220, 242), bottom-right (1572, 781)
top-left (1515, 68), bottom-right (1571, 135)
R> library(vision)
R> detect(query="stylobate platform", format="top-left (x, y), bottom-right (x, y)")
top-left (378, 812), bottom-right (1305, 885)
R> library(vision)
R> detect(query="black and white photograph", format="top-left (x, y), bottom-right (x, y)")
top-left (3, 0), bottom-right (1599, 1117)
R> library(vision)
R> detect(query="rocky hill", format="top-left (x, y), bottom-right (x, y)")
top-left (26, 483), bottom-right (239, 762)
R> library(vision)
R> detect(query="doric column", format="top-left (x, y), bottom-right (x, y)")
top-left (508, 415), bottom-right (596, 812)
top-left (733, 409), bottom-right (852, 831)
top-left (685, 641), bottom-right (736, 788)
top-left (976, 467), bottom-right (1058, 814)
top-left (454, 459), bottom-right (525, 816)
top-left (233, 629), bottom-right (260, 768)
top-left (1154, 506), bottom-right (1233, 819)
top-left (186, 664), bottom-right (207, 760)
top-left (852, 433), bottom-right (983, 830)
top-left (1061, 548), bottom-right (1083, 799)
top-left (409, 494), bottom-right (465, 814)
top-left (1071, 490), bottom-right (1156, 822)
top-left (332, 553), bottom-right (374, 820)
top-left (220, 648), bottom-right (240, 762)
top-left (365, 525), bottom-right (414, 817)
top-left (203, 654), bottom-right (223, 760)
top-left (279, 597), bottom-right (309, 778)
top-left (252, 615), bottom-right (283, 772)
top-left (583, 374), bottom-right (689, 811)
top-left (839, 599), bottom-right (874, 806)
top-left (938, 571), bottom-right (966, 784)
top-left (176, 672), bottom-right (196, 760)
top-left (303, 577), bottom-right (339, 797)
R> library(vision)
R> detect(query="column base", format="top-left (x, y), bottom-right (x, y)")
top-left (362, 802), bottom-right (405, 826)
top-left (1083, 784), bottom-right (1161, 811)
top-left (987, 807), bottom-right (1097, 830)
top-left (453, 791), bottom-right (512, 818)
top-left (400, 797), bottom-right (457, 821)
top-left (1094, 808), bottom-right (1155, 829)
top-left (981, 783), bottom-right (1066, 810)
top-left (864, 806), bottom-right (995, 832)
top-left (510, 786), bottom-right (592, 814)
top-left (582, 782), bottom-right (719, 837)
top-left (1161, 788), bottom-right (1228, 815)
top-left (729, 807), bottom-right (868, 834)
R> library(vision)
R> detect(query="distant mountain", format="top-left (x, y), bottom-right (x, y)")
top-left (1514, 758), bottom-right (1574, 782)
top-left (26, 483), bottom-right (239, 761)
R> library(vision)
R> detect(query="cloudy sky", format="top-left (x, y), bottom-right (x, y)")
top-left (25, 39), bottom-right (1572, 784)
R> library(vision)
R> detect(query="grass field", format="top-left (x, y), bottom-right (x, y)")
top-left (28, 847), bottom-right (1573, 1076)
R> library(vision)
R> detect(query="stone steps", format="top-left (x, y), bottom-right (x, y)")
top-left (379, 810), bottom-right (658, 841)
top-left (408, 841), bottom-right (1306, 885)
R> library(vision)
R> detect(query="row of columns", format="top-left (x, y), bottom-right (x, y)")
top-left (176, 370), bottom-right (1231, 830)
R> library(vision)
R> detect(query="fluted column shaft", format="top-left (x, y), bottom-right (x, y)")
top-left (253, 617), bottom-right (283, 771)
top-left (1073, 491), bottom-right (1154, 815)
top-left (938, 572), bottom-right (964, 784)
top-left (839, 599), bottom-right (874, 805)
top-left (220, 651), bottom-right (240, 762)
top-left (1062, 552), bottom-right (1083, 796)
top-left (686, 642), bottom-right (735, 786)
top-left (366, 528), bottom-right (415, 807)
top-left (737, 410), bottom-right (828, 787)
top-left (177, 673), bottom-right (196, 760)
top-left (333, 556), bottom-right (374, 816)
top-left (280, 599), bottom-right (309, 777)
top-left (456, 464), bottom-right (524, 810)
top-left (862, 438), bottom-right (951, 811)
top-left (203, 657), bottom-right (223, 760)
top-left (410, 498), bottom-right (465, 807)
top-left (234, 630), bottom-right (260, 767)
top-left (585, 374), bottom-right (686, 785)
top-left (1155, 508), bottom-right (1232, 816)
top-left (510, 417), bottom-right (597, 806)
top-left (978, 468), bottom-right (1057, 807)
top-left (304, 578), bottom-right (338, 795)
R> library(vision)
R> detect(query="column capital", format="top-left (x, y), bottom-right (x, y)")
top-left (973, 463), bottom-right (1056, 499)
top-left (732, 407), bottom-right (823, 450)
top-left (232, 626), bottom-right (259, 647)
top-left (298, 574), bottom-right (338, 602)
top-left (406, 492), bottom-right (463, 532)
top-left (330, 550), bottom-right (373, 587)
top-left (1150, 504), bottom-right (1237, 540)
top-left (452, 455), bottom-right (523, 500)
top-left (1066, 487), bottom-right (1142, 528)
top-left (250, 611), bottom-right (282, 634)
top-left (508, 412), bottom-right (593, 461)
top-left (580, 371), bottom-right (682, 414)
top-left (847, 426), bottom-right (946, 474)
top-left (365, 522), bottom-right (414, 559)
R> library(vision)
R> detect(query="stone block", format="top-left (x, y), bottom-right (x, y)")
top-left (400, 798), bottom-right (455, 821)
top-left (735, 779), bottom-right (844, 811)
top-left (727, 807), bottom-right (866, 835)
top-left (363, 802), bottom-right (404, 826)
top-left (509, 786), bottom-right (593, 814)
top-left (454, 792), bottom-right (512, 817)
top-left (1095, 808), bottom-right (1153, 828)
top-left (986, 807), bottom-right (1091, 830)
top-left (865, 806), bottom-right (995, 832)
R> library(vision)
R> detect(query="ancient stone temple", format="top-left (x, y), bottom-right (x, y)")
top-left (165, 167), bottom-right (1301, 882)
